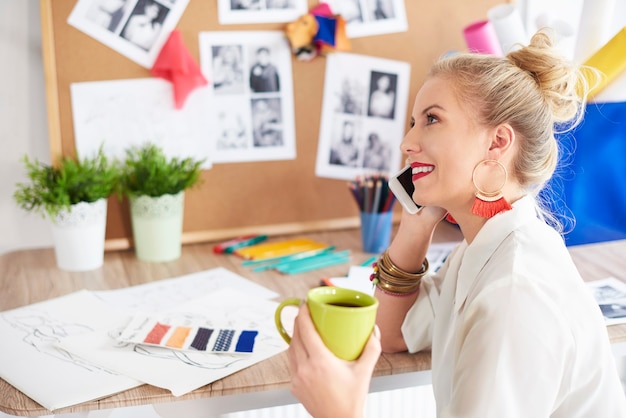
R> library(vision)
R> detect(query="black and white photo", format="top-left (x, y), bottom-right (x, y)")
top-left (325, 0), bottom-right (407, 38)
top-left (211, 45), bottom-right (246, 95)
top-left (329, 118), bottom-right (361, 167)
top-left (362, 131), bottom-right (392, 171)
top-left (68, 0), bottom-right (189, 68)
top-left (249, 46), bottom-right (281, 93)
top-left (367, 71), bottom-right (397, 119)
top-left (84, 0), bottom-right (130, 32)
top-left (586, 277), bottom-right (626, 325)
top-left (200, 31), bottom-right (295, 163)
top-left (251, 98), bottom-right (283, 147)
top-left (120, 0), bottom-right (169, 51)
top-left (218, 0), bottom-right (306, 24)
top-left (316, 53), bottom-right (410, 180)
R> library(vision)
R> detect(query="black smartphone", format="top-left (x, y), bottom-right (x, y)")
top-left (388, 165), bottom-right (423, 214)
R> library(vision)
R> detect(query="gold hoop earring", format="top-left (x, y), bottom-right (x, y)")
top-left (471, 160), bottom-right (512, 218)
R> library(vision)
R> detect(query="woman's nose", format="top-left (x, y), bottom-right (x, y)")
top-left (400, 130), bottom-right (419, 154)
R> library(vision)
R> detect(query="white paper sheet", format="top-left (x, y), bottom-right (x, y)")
top-left (0, 267), bottom-right (280, 410)
top-left (58, 288), bottom-right (288, 396)
top-left (325, 242), bottom-right (458, 295)
top-left (0, 291), bottom-right (142, 411)
top-left (71, 78), bottom-right (213, 169)
top-left (92, 267), bottom-right (279, 314)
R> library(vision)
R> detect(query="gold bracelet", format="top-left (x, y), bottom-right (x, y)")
top-left (370, 250), bottom-right (428, 296)
top-left (379, 250), bottom-right (428, 281)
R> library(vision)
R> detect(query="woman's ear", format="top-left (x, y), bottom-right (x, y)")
top-left (488, 124), bottom-right (515, 159)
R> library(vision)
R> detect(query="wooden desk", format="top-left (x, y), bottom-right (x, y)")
top-left (1, 224), bottom-right (625, 417)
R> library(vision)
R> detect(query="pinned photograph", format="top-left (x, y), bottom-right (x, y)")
top-left (316, 53), bottom-right (410, 180)
top-left (217, 0), bottom-right (308, 24)
top-left (68, 0), bottom-right (189, 68)
top-left (199, 31), bottom-right (296, 163)
top-left (586, 277), bottom-right (626, 325)
top-left (324, 0), bottom-right (408, 38)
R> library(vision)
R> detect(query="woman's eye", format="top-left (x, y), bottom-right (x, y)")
top-left (409, 117), bottom-right (415, 128)
top-left (426, 113), bottom-right (438, 125)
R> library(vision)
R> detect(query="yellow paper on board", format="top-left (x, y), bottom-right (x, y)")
top-left (583, 26), bottom-right (626, 100)
top-left (234, 238), bottom-right (330, 260)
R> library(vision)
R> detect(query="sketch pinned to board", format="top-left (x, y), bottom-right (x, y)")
top-left (217, 0), bottom-right (308, 25)
top-left (315, 52), bottom-right (410, 181)
top-left (67, 0), bottom-right (190, 69)
top-left (323, 0), bottom-right (408, 38)
top-left (70, 77), bottom-right (213, 169)
top-left (199, 31), bottom-right (296, 163)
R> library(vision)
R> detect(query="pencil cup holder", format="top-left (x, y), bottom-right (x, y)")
top-left (359, 211), bottom-right (393, 254)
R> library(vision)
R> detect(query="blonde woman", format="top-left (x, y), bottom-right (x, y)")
top-left (287, 30), bottom-right (626, 418)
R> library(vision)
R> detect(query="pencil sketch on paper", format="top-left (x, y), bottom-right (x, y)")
top-left (71, 78), bottom-right (213, 170)
top-left (2, 311), bottom-right (108, 372)
top-left (58, 290), bottom-right (287, 396)
top-left (92, 267), bottom-right (279, 314)
top-left (0, 291), bottom-right (142, 411)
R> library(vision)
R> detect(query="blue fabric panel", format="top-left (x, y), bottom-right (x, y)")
top-left (544, 101), bottom-right (626, 246)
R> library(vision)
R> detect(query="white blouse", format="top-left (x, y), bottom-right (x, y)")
top-left (402, 195), bottom-right (626, 417)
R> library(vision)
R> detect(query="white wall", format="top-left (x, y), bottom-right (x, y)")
top-left (0, 0), bottom-right (53, 254)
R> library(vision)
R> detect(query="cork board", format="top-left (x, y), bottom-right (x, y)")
top-left (40, 0), bottom-right (506, 249)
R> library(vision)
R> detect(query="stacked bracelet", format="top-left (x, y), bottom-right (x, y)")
top-left (370, 250), bottom-right (428, 296)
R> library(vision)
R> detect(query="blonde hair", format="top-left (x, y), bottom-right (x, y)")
top-left (429, 29), bottom-right (597, 232)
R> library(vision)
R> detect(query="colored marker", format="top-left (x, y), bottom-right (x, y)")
top-left (223, 235), bottom-right (268, 253)
top-left (249, 246), bottom-right (336, 272)
top-left (278, 250), bottom-right (351, 274)
top-left (213, 234), bottom-right (263, 254)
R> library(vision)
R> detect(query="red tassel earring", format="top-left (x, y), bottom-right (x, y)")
top-left (471, 160), bottom-right (512, 218)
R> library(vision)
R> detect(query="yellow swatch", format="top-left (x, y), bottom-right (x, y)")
top-left (234, 238), bottom-right (329, 260)
top-left (165, 326), bottom-right (192, 349)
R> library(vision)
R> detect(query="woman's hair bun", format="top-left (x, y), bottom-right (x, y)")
top-left (507, 29), bottom-right (597, 129)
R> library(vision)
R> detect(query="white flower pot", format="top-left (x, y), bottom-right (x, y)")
top-left (50, 198), bottom-right (108, 272)
top-left (129, 192), bottom-right (184, 262)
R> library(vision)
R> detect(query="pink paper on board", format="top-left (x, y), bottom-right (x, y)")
top-left (463, 20), bottom-right (503, 56)
top-left (151, 30), bottom-right (208, 109)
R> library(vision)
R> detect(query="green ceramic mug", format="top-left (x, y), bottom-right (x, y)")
top-left (275, 287), bottom-right (379, 361)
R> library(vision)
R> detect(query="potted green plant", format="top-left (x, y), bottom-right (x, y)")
top-left (120, 143), bottom-right (205, 262)
top-left (13, 148), bottom-right (120, 271)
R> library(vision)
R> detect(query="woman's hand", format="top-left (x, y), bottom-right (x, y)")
top-left (287, 304), bottom-right (381, 418)
top-left (400, 204), bottom-right (448, 232)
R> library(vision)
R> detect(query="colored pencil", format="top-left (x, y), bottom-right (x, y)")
top-left (347, 174), bottom-right (395, 213)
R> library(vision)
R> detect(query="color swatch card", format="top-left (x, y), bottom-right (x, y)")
top-left (118, 314), bottom-right (259, 354)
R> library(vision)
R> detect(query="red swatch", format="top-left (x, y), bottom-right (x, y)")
top-left (144, 322), bottom-right (170, 344)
